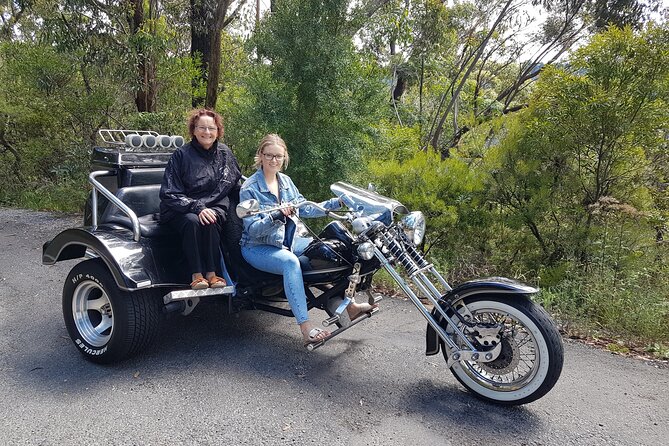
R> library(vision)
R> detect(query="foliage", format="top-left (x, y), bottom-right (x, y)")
top-left (487, 25), bottom-right (669, 266)
top-left (537, 249), bottom-right (669, 345)
top-left (590, 0), bottom-right (662, 31)
top-left (233, 0), bottom-right (387, 197)
top-left (0, 1), bottom-right (667, 348)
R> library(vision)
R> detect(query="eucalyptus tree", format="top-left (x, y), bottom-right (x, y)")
top-left (591, 0), bottom-right (662, 30)
top-left (485, 24), bottom-right (669, 264)
top-left (0, 0), bottom-right (32, 39)
top-left (240, 0), bottom-right (387, 196)
top-left (356, 1), bottom-right (609, 155)
top-left (189, 0), bottom-right (248, 108)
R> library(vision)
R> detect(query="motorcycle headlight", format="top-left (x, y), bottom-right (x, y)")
top-left (401, 211), bottom-right (426, 246)
top-left (357, 241), bottom-right (375, 260)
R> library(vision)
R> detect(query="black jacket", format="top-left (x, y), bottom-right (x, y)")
top-left (159, 138), bottom-right (242, 223)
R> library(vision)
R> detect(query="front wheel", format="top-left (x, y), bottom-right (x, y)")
top-left (444, 295), bottom-right (563, 405)
top-left (62, 259), bottom-right (163, 364)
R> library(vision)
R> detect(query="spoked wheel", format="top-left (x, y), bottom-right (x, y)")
top-left (63, 259), bottom-right (163, 364)
top-left (444, 295), bottom-right (563, 405)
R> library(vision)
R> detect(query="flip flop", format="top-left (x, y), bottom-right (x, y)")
top-left (304, 327), bottom-right (330, 347)
top-left (208, 276), bottom-right (227, 288)
top-left (190, 277), bottom-right (209, 290)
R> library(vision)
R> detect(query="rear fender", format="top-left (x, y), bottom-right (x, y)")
top-left (425, 277), bottom-right (538, 356)
top-left (43, 227), bottom-right (161, 291)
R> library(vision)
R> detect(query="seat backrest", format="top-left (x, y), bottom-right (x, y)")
top-left (119, 167), bottom-right (165, 188)
top-left (100, 184), bottom-right (162, 222)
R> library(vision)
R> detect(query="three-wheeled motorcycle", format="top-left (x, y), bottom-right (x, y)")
top-left (43, 130), bottom-right (564, 405)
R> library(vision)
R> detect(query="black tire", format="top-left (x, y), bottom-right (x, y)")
top-left (443, 294), bottom-right (564, 405)
top-left (62, 259), bottom-right (163, 364)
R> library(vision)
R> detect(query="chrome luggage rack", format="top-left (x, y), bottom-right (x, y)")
top-left (98, 129), bottom-right (159, 145)
top-left (97, 129), bottom-right (184, 153)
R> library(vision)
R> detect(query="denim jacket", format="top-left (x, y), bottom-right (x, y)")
top-left (239, 169), bottom-right (341, 249)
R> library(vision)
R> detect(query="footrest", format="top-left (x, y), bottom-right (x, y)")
top-left (308, 306), bottom-right (379, 351)
top-left (322, 315), bottom-right (340, 327)
top-left (369, 294), bottom-right (383, 305)
top-left (163, 285), bottom-right (235, 304)
top-left (360, 289), bottom-right (383, 305)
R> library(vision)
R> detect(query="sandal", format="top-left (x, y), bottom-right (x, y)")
top-left (190, 277), bottom-right (209, 290)
top-left (208, 276), bottom-right (227, 288)
top-left (303, 327), bottom-right (330, 347)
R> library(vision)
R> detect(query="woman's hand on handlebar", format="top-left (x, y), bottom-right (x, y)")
top-left (269, 206), bottom-right (294, 223)
top-left (198, 208), bottom-right (218, 225)
top-left (280, 206), bottom-right (295, 217)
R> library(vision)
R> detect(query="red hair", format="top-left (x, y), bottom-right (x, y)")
top-left (186, 108), bottom-right (224, 139)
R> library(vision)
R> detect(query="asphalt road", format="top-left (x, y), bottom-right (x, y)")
top-left (0, 207), bottom-right (667, 445)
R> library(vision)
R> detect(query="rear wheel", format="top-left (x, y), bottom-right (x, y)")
top-left (62, 259), bottom-right (162, 364)
top-left (444, 295), bottom-right (563, 405)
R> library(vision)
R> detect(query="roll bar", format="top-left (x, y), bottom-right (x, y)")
top-left (89, 170), bottom-right (141, 242)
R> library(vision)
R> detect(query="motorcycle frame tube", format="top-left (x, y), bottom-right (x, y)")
top-left (373, 247), bottom-right (473, 352)
top-left (248, 279), bottom-right (349, 317)
top-left (428, 266), bottom-right (452, 292)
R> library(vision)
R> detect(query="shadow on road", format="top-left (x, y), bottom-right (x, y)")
top-left (9, 299), bottom-right (544, 436)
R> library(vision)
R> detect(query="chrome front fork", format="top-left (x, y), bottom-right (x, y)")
top-left (373, 235), bottom-right (498, 366)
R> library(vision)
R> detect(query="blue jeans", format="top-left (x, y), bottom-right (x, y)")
top-left (241, 237), bottom-right (313, 325)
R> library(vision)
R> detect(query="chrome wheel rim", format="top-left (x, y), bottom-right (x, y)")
top-left (72, 280), bottom-right (113, 347)
top-left (460, 308), bottom-right (540, 392)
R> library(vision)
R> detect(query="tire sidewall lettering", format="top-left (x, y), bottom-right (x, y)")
top-left (71, 273), bottom-right (102, 288)
top-left (66, 265), bottom-right (113, 358)
top-left (74, 338), bottom-right (108, 356)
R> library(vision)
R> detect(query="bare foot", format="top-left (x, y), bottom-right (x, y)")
top-left (300, 322), bottom-right (330, 345)
top-left (346, 301), bottom-right (379, 321)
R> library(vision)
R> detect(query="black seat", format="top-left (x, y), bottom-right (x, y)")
top-left (100, 184), bottom-right (174, 238)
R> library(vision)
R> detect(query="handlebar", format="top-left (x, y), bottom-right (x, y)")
top-left (236, 199), bottom-right (349, 221)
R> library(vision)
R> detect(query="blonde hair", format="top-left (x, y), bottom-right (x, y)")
top-left (254, 133), bottom-right (290, 170)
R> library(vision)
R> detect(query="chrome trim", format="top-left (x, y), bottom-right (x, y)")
top-left (89, 170), bottom-right (141, 242)
top-left (98, 129), bottom-right (158, 145)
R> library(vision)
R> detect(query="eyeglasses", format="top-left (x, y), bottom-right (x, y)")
top-left (195, 126), bottom-right (217, 133)
top-left (262, 153), bottom-right (285, 161)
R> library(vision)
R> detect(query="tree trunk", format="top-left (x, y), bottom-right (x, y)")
top-left (190, 0), bottom-right (214, 108)
top-left (129, 0), bottom-right (157, 112)
top-left (190, 1), bottom-right (246, 109)
top-left (205, 28), bottom-right (223, 109)
top-left (429, 0), bottom-right (514, 153)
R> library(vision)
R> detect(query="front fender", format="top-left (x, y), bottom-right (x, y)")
top-left (43, 227), bottom-right (164, 291)
top-left (425, 277), bottom-right (538, 356)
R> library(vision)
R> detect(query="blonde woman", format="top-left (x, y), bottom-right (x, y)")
top-left (239, 134), bottom-right (375, 346)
